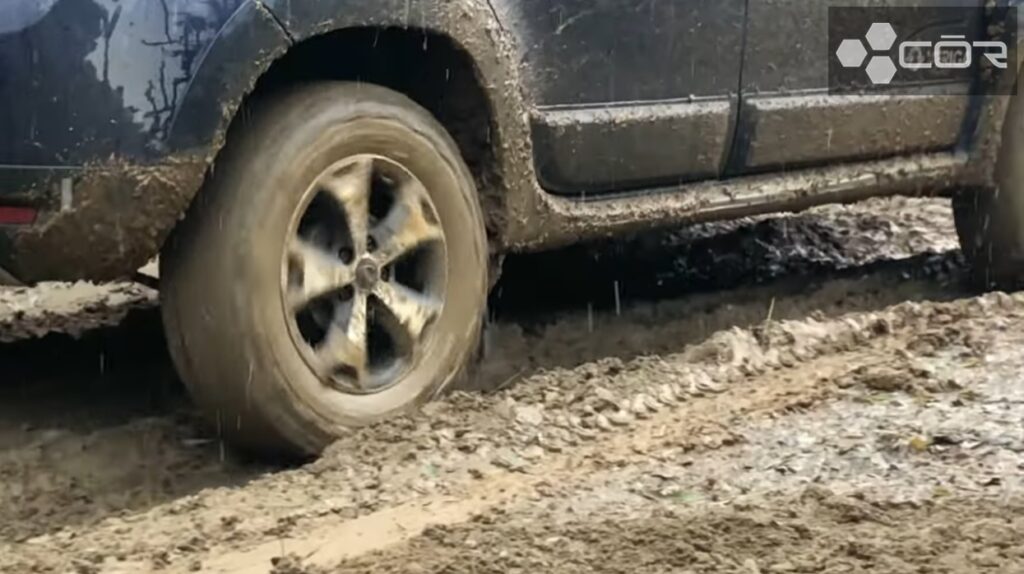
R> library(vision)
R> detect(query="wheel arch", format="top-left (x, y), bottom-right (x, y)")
top-left (172, 1), bottom-right (535, 248)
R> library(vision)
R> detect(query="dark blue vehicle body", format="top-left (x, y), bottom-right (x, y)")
top-left (0, 0), bottom-right (1016, 283)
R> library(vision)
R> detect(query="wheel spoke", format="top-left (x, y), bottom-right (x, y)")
top-left (373, 179), bottom-right (443, 265)
top-left (323, 157), bottom-right (373, 256)
top-left (317, 291), bottom-right (369, 385)
top-left (287, 238), bottom-right (353, 310)
top-left (374, 281), bottom-right (442, 342)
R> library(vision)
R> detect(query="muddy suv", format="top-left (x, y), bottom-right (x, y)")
top-left (1, 0), bottom-right (1022, 454)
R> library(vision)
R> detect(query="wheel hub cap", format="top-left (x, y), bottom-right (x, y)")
top-left (354, 258), bottom-right (380, 290)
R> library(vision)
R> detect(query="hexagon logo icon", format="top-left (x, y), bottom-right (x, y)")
top-left (865, 22), bottom-right (897, 51)
top-left (836, 39), bottom-right (868, 68)
top-left (828, 6), bottom-right (1017, 95)
top-left (865, 55), bottom-right (897, 85)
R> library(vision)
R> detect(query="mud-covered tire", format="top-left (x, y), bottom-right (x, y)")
top-left (954, 93), bottom-right (1024, 289)
top-left (160, 83), bottom-right (488, 456)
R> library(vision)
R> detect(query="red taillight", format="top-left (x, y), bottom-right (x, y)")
top-left (0, 206), bottom-right (37, 224)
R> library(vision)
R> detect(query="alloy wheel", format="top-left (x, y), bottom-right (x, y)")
top-left (281, 155), bottom-right (448, 394)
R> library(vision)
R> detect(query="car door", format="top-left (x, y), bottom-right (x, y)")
top-left (490, 0), bottom-right (746, 195)
top-left (729, 0), bottom-right (982, 174)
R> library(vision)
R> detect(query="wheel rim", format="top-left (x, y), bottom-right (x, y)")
top-left (281, 154), bottom-right (448, 395)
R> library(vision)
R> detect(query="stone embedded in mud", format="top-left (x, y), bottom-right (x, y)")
top-left (542, 391), bottom-right (562, 406)
top-left (593, 387), bottom-right (617, 406)
top-left (670, 383), bottom-right (688, 401)
top-left (608, 411), bottom-right (634, 427)
top-left (520, 446), bottom-right (545, 461)
top-left (537, 434), bottom-right (565, 453)
top-left (630, 395), bottom-right (652, 418)
top-left (513, 405), bottom-right (545, 427)
top-left (642, 394), bottom-right (663, 413)
top-left (495, 397), bottom-right (516, 421)
top-left (909, 436), bottom-right (931, 452)
top-left (491, 448), bottom-right (529, 472)
top-left (703, 372), bottom-right (731, 392)
top-left (656, 384), bottom-right (677, 406)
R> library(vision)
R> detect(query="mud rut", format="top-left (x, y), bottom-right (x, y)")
top-left (3, 197), bottom-right (1024, 573)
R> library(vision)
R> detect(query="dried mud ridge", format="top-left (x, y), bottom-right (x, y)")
top-left (6, 198), bottom-right (1024, 573)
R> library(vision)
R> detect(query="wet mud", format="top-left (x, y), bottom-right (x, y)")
top-left (2, 197), bottom-right (1022, 573)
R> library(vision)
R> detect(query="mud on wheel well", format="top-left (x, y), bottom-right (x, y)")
top-left (242, 27), bottom-right (503, 238)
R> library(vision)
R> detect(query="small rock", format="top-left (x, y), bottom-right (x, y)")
top-left (909, 436), bottom-right (931, 452)
top-left (495, 397), bottom-right (517, 420)
top-left (492, 448), bottom-right (529, 472)
top-left (642, 394), bottom-right (663, 412)
top-left (657, 384), bottom-right (677, 405)
top-left (670, 382), bottom-right (688, 401)
top-left (594, 387), bottom-right (617, 406)
top-left (537, 434), bottom-right (565, 453)
top-left (630, 395), bottom-right (651, 418)
top-left (514, 405), bottom-right (545, 427)
top-left (697, 372), bottom-right (727, 393)
top-left (608, 410), bottom-right (634, 426)
top-left (520, 445), bottom-right (545, 461)
top-left (595, 414), bottom-right (613, 432)
top-left (543, 391), bottom-right (561, 406)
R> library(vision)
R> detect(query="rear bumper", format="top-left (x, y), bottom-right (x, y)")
top-left (0, 159), bottom-right (205, 284)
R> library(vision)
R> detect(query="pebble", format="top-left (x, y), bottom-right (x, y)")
top-left (594, 387), bottom-right (617, 406)
top-left (657, 384), bottom-right (677, 405)
top-left (630, 396), bottom-right (651, 418)
top-left (514, 405), bottom-right (545, 427)
top-left (671, 382), bottom-right (688, 401)
top-left (608, 411), bottom-right (634, 427)
top-left (492, 448), bottom-right (529, 472)
top-left (520, 445), bottom-right (545, 461)
top-left (642, 394), bottom-right (662, 412)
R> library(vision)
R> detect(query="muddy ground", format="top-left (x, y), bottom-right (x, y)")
top-left (2, 197), bottom-right (1023, 573)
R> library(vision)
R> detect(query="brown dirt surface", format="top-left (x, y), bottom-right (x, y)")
top-left (2, 197), bottom-right (1023, 574)
top-left (337, 494), bottom-right (1024, 574)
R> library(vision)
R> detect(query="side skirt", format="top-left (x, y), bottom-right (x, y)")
top-left (504, 152), bottom-right (969, 250)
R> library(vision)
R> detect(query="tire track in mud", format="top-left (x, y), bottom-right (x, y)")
top-left (335, 495), bottom-right (1024, 574)
top-left (5, 287), bottom-right (1016, 573)
top-left (202, 291), bottom-right (1024, 574)
top-left (0, 197), bottom-right (1001, 573)
top-left (332, 297), bottom-right (1024, 574)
